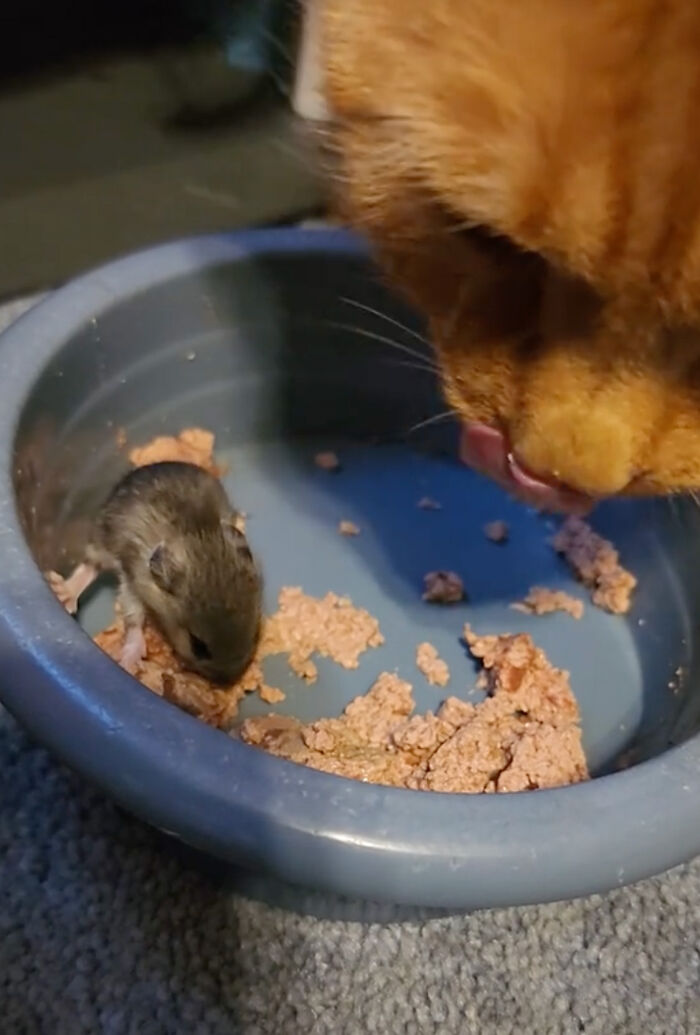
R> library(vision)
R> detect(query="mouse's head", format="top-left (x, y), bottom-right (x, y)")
top-left (322, 0), bottom-right (700, 511)
top-left (142, 518), bottom-right (263, 683)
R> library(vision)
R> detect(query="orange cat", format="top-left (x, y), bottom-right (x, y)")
top-left (321, 0), bottom-right (700, 510)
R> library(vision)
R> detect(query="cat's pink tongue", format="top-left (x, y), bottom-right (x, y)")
top-left (459, 423), bottom-right (594, 515)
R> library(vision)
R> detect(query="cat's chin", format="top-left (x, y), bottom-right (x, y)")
top-left (459, 423), bottom-right (595, 516)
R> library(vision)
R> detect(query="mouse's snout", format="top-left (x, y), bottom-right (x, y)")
top-left (184, 608), bottom-right (262, 686)
top-left (205, 655), bottom-right (253, 687)
top-left (194, 642), bottom-right (251, 683)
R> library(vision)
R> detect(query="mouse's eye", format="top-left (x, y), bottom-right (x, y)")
top-left (189, 634), bottom-right (211, 661)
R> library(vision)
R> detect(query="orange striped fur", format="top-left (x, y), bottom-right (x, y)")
top-left (321, 0), bottom-right (700, 495)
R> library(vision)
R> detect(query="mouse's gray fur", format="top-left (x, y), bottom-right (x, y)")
top-left (52, 461), bottom-right (262, 683)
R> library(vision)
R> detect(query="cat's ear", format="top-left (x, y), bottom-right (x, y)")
top-left (149, 542), bottom-right (183, 594)
top-left (221, 516), bottom-right (253, 564)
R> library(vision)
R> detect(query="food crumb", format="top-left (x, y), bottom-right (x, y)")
top-left (241, 626), bottom-right (588, 793)
top-left (668, 666), bottom-right (686, 695)
top-left (338, 520), bottom-right (360, 536)
top-left (115, 427), bottom-right (127, 448)
top-left (259, 684), bottom-right (287, 705)
top-left (422, 570), bottom-right (465, 604)
top-left (128, 427), bottom-right (223, 476)
top-left (484, 520), bottom-right (509, 543)
top-left (417, 496), bottom-right (442, 510)
top-left (314, 451), bottom-right (341, 472)
top-left (416, 642), bottom-right (450, 686)
top-left (551, 516), bottom-right (636, 614)
top-left (513, 587), bottom-right (584, 620)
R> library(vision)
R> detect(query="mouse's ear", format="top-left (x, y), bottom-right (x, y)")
top-left (221, 516), bottom-right (253, 563)
top-left (149, 542), bottom-right (181, 594)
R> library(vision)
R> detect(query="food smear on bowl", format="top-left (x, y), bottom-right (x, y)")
top-left (512, 587), bottom-right (584, 620)
top-left (416, 641), bottom-right (450, 686)
top-left (241, 626), bottom-right (588, 793)
top-left (338, 520), bottom-right (360, 536)
top-left (484, 519), bottom-right (509, 543)
top-left (92, 587), bottom-right (384, 727)
top-left (314, 450), bottom-right (341, 472)
top-left (552, 516), bottom-right (636, 614)
top-left (422, 570), bottom-right (465, 604)
top-left (128, 426), bottom-right (223, 476)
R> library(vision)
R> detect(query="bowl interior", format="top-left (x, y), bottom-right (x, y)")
top-left (13, 241), bottom-right (700, 777)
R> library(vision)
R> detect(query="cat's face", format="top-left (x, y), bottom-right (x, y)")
top-left (322, 0), bottom-right (700, 509)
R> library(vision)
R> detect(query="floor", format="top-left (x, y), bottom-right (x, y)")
top-left (0, 55), bottom-right (324, 297)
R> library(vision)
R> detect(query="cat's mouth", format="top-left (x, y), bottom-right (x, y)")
top-left (459, 423), bottom-right (595, 515)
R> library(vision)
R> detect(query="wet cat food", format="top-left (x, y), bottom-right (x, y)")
top-left (94, 587), bottom-right (384, 727)
top-left (128, 426), bottom-right (223, 475)
top-left (513, 587), bottom-right (584, 619)
top-left (241, 627), bottom-right (588, 793)
top-left (552, 517), bottom-right (636, 614)
top-left (484, 520), bottom-right (509, 543)
top-left (416, 642), bottom-right (450, 686)
top-left (83, 428), bottom-right (600, 792)
top-left (422, 570), bottom-right (465, 603)
top-left (314, 451), bottom-right (341, 471)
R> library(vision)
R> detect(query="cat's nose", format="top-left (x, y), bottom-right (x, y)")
top-left (512, 405), bottom-right (636, 496)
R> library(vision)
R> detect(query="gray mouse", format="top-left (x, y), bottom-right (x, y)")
top-left (47, 461), bottom-right (263, 683)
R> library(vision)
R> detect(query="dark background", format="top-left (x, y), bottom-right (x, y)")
top-left (0, 0), bottom-right (324, 298)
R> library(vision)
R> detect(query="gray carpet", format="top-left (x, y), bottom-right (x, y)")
top-left (2, 709), bottom-right (699, 1034)
top-left (1, 298), bottom-right (699, 1034)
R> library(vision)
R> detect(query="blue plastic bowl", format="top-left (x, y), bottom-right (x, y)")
top-left (0, 228), bottom-right (699, 908)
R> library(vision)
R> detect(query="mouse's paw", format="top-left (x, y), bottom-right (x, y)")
top-left (45, 570), bottom-right (80, 614)
top-left (119, 625), bottom-right (146, 675)
top-left (45, 562), bottom-right (97, 615)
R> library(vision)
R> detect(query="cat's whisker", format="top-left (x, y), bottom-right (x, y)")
top-left (339, 296), bottom-right (433, 349)
top-left (667, 494), bottom-right (682, 526)
top-left (406, 410), bottom-right (457, 436)
top-left (443, 281), bottom-right (469, 339)
top-left (259, 27), bottom-right (295, 64)
top-left (270, 137), bottom-right (315, 170)
top-left (445, 219), bottom-right (477, 235)
top-left (377, 358), bottom-right (440, 376)
top-left (325, 112), bottom-right (413, 128)
top-left (293, 316), bottom-right (436, 375)
top-left (325, 320), bottom-right (440, 371)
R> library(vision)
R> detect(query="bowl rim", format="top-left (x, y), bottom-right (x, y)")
top-left (0, 227), bottom-right (698, 909)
